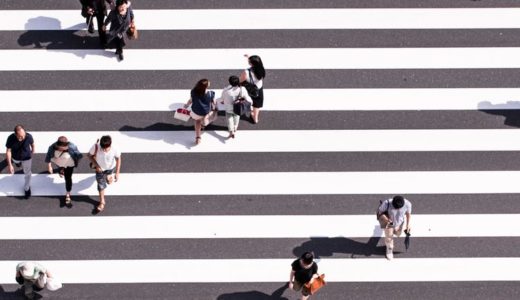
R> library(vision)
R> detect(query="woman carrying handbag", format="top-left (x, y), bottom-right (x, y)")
top-left (45, 136), bottom-right (82, 208)
top-left (184, 79), bottom-right (216, 145)
top-left (289, 252), bottom-right (325, 299)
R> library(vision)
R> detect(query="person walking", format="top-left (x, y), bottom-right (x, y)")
top-left (5, 125), bottom-right (34, 199)
top-left (15, 261), bottom-right (54, 299)
top-left (220, 75), bottom-right (252, 138)
top-left (45, 136), bottom-right (83, 208)
top-left (102, 0), bottom-right (134, 61)
top-left (88, 135), bottom-right (121, 213)
top-left (376, 195), bottom-right (412, 260)
top-left (79, 0), bottom-right (114, 45)
top-left (289, 252), bottom-right (319, 300)
top-left (184, 79), bottom-right (217, 145)
top-left (240, 54), bottom-right (266, 124)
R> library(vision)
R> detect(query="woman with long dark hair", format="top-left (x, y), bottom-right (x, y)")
top-left (240, 55), bottom-right (265, 124)
top-left (184, 79), bottom-right (216, 145)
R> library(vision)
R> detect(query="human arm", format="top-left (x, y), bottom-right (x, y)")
top-left (289, 270), bottom-right (295, 289)
top-left (184, 98), bottom-right (192, 108)
top-left (5, 148), bottom-right (14, 174)
top-left (114, 155), bottom-right (121, 182)
top-left (405, 211), bottom-right (411, 232)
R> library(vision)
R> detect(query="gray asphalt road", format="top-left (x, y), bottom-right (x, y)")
top-left (1, 1), bottom-right (520, 299)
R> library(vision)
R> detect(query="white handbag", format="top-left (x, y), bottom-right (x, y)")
top-left (45, 277), bottom-right (63, 291)
top-left (174, 108), bottom-right (191, 122)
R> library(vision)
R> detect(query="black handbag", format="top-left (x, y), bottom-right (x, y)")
top-left (233, 88), bottom-right (252, 117)
top-left (241, 69), bottom-right (260, 98)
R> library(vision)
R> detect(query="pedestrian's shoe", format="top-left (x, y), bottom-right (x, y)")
top-left (24, 188), bottom-right (31, 199)
top-left (385, 247), bottom-right (393, 260)
top-left (65, 195), bottom-right (72, 208)
top-left (117, 52), bottom-right (124, 61)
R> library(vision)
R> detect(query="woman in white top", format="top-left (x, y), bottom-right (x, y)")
top-left (220, 75), bottom-right (252, 138)
top-left (239, 55), bottom-right (265, 124)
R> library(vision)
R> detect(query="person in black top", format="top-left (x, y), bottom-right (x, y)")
top-left (103, 0), bottom-right (134, 61)
top-left (5, 125), bottom-right (35, 199)
top-left (79, 0), bottom-right (114, 45)
top-left (289, 251), bottom-right (319, 300)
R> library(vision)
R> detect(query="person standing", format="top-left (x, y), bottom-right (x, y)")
top-left (289, 252), bottom-right (319, 300)
top-left (15, 261), bottom-right (53, 299)
top-left (377, 195), bottom-right (412, 260)
top-left (88, 135), bottom-right (121, 213)
top-left (102, 0), bottom-right (134, 61)
top-left (220, 75), bottom-right (252, 138)
top-left (5, 125), bottom-right (34, 199)
top-left (240, 55), bottom-right (266, 124)
top-left (79, 0), bottom-right (114, 45)
top-left (45, 136), bottom-right (83, 208)
top-left (184, 79), bottom-right (216, 145)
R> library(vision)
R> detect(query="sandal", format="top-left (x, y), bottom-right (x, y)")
top-left (65, 195), bottom-right (72, 207)
top-left (195, 136), bottom-right (201, 145)
top-left (96, 202), bottom-right (105, 212)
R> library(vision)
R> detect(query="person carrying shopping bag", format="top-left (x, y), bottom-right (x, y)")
top-left (220, 75), bottom-right (252, 139)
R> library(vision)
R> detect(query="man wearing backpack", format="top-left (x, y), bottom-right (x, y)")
top-left (376, 195), bottom-right (412, 260)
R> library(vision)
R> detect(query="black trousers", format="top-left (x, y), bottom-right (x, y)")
top-left (60, 167), bottom-right (75, 192)
top-left (86, 13), bottom-right (107, 44)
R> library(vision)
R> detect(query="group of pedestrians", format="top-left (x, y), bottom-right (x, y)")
top-left (184, 55), bottom-right (266, 144)
top-left (5, 125), bottom-right (121, 213)
top-left (80, 0), bottom-right (135, 61)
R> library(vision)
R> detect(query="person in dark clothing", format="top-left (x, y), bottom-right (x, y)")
top-left (79, 0), bottom-right (114, 45)
top-left (45, 136), bottom-right (83, 208)
top-left (289, 252), bottom-right (319, 300)
top-left (102, 0), bottom-right (134, 61)
top-left (184, 79), bottom-right (217, 145)
top-left (5, 125), bottom-right (34, 199)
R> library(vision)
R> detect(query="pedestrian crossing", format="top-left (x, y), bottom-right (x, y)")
top-left (1, 1), bottom-right (520, 299)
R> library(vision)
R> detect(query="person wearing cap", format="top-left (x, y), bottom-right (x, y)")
top-left (5, 125), bottom-right (34, 199)
top-left (289, 251), bottom-right (319, 300)
top-left (377, 195), bottom-right (412, 260)
top-left (15, 261), bottom-right (53, 299)
top-left (45, 136), bottom-right (83, 207)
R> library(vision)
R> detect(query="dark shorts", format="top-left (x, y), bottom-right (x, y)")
top-left (251, 88), bottom-right (264, 108)
top-left (95, 168), bottom-right (115, 191)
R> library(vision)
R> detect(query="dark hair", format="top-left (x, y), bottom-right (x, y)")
top-left (228, 75), bottom-right (240, 87)
top-left (248, 55), bottom-right (265, 80)
top-left (14, 125), bottom-right (25, 133)
top-left (300, 251), bottom-right (314, 265)
top-left (116, 0), bottom-right (128, 7)
top-left (392, 195), bottom-right (405, 209)
top-left (193, 79), bottom-right (209, 97)
top-left (100, 135), bottom-right (112, 149)
top-left (56, 136), bottom-right (69, 148)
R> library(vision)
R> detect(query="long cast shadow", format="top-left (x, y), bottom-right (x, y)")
top-left (478, 101), bottom-right (520, 128)
top-left (217, 283), bottom-right (289, 300)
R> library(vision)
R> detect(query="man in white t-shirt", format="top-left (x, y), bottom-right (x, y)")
top-left (377, 195), bottom-right (412, 260)
top-left (88, 135), bottom-right (121, 213)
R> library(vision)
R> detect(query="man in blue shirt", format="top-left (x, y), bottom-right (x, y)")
top-left (5, 125), bottom-right (35, 199)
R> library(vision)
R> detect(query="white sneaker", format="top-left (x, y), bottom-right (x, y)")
top-left (386, 247), bottom-right (394, 260)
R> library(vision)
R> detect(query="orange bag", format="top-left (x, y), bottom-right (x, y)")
top-left (304, 273), bottom-right (326, 295)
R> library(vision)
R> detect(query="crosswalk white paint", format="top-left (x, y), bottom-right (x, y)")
top-left (2, 129), bottom-right (520, 154)
top-left (0, 214), bottom-right (517, 240)
top-left (2, 8), bottom-right (520, 30)
top-left (1, 171), bottom-right (520, 196)
top-left (2, 48), bottom-right (520, 71)
top-left (3, 88), bottom-right (520, 112)
top-left (1, 258), bottom-right (519, 284)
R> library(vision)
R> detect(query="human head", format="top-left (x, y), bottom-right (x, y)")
top-left (117, 1), bottom-right (128, 15)
top-left (55, 136), bottom-right (69, 149)
top-left (300, 251), bottom-right (314, 265)
top-left (228, 75), bottom-right (240, 87)
top-left (14, 125), bottom-right (26, 141)
top-left (193, 79), bottom-right (210, 97)
top-left (100, 135), bottom-right (112, 150)
top-left (248, 55), bottom-right (266, 79)
top-left (392, 195), bottom-right (405, 209)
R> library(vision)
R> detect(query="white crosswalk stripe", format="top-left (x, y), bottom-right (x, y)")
top-left (0, 2), bottom-right (519, 298)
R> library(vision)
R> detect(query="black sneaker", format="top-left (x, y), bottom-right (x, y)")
top-left (24, 188), bottom-right (31, 199)
top-left (118, 53), bottom-right (124, 61)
